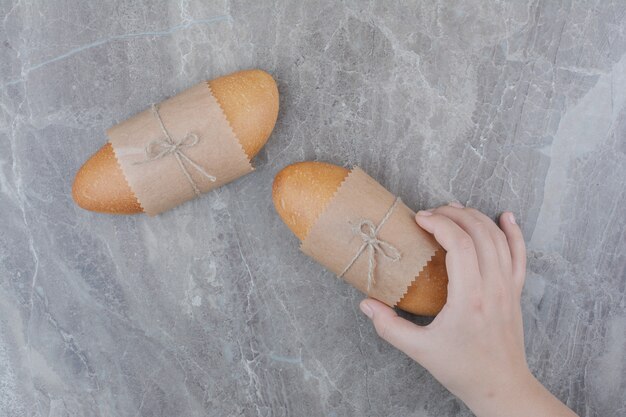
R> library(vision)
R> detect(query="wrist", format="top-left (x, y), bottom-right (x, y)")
top-left (459, 369), bottom-right (578, 417)
top-left (458, 367), bottom-right (540, 417)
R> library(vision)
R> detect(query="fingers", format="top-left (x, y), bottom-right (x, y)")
top-left (499, 212), bottom-right (527, 293)
top-left (415, 211), bottom-right (482, 301)
top-left (360, 298), bottom-right (426, 360)
top-left (466, 207), bottom-right (512, 275)
top-left (432, 205), bottom-right (505, 287)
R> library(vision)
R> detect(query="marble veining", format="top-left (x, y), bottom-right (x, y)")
top-left (1, 1), bottom-right (625, 416)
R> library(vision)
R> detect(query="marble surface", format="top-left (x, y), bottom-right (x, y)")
top-left (1, 1), bottom-right (625, 416)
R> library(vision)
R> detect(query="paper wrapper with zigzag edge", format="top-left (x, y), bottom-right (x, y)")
top-left (107, 82), bottom-right (253, 216)
top-left (301, 167), bottom-right (442, 307)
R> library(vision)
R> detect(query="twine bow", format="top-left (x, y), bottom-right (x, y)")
top-left (134, 104), bottom-right (216, 196)
top-left (338, 197), bottom-right (402, 292)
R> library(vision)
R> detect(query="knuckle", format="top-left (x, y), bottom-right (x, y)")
top-left (432, 207), bottom-right (451, 218)
top-left (469, 296), bottom-right (484, 313)
top-left (467, 208), bottom-right (487, 220)
top-left (471, 220), bottom-right (487, 231)
top-left (374, 319), bottom-right (392, 341)
top-left (494, 229), bottom-right (508, 245)
top-left (456, 235), bottom-right (475, 251)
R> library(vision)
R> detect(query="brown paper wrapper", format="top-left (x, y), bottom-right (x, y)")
top-left (301, 167), bottom-right (439, 307)
top-left (107, 82), bottom-right (253, 216)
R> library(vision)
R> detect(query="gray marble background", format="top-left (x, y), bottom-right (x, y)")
top-left (1, 1), bottom-right (625, 416)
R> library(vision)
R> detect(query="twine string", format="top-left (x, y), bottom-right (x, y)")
top-left (133, 104), bottom-right (216, 196)
top-left (338, 197), bottom-right (402, 292)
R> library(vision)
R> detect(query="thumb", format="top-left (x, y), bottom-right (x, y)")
top-left (360, 298), bottom-right (426, 359)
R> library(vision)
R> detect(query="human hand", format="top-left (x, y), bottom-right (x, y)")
top-left (359, 203), bottom-right (578, 417)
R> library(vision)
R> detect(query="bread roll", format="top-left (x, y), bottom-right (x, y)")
top-left (272, 162), bottom-right (448, 316)
top-left (72, 69), bottom-right (279, 214)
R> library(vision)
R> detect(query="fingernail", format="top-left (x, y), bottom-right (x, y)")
top-left (448, 201), bottom-right (464, 208)
top-left (416, 210), bottom-right (432, 217)
top-left (360, 301), bottom-right (373, 318)
top-left (508, 212), bottom-right (516, 224)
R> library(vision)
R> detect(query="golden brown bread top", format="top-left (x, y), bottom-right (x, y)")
top-left (272, 162), bottom-right (349, 240)
top-left (209, 69), bottom-right (279, 160)
top-left (72, 142), bottom-right (142, 214)
top-left (72, 69), bottom-right (279, 214)
top-left (272, 161), bottom-right (448, 316)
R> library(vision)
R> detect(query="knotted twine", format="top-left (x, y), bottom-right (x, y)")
top-left (134, 104), bottom-right (216, 196)
top-left (338, 197), bottom-right (402, 292)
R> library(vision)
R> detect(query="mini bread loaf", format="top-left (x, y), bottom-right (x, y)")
top-left (272, 161), bottom-right (448, 316)
top-left (72, 69), bottom-right (279, 214)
